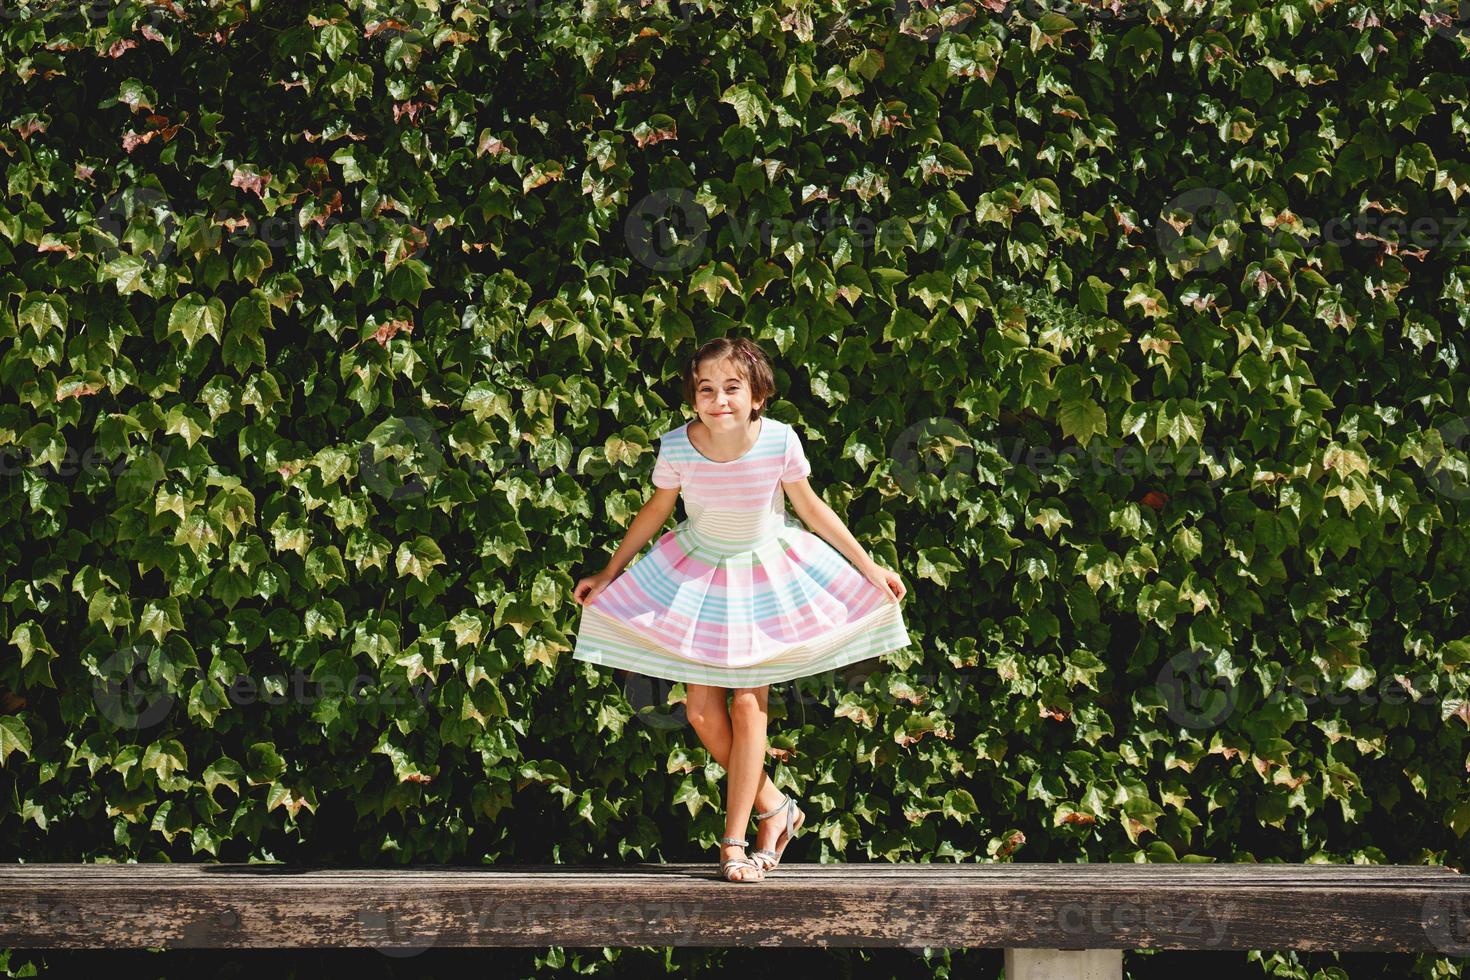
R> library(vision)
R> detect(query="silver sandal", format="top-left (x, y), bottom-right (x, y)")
top-left (717, 835), bottom-right (764, 883)
top-left (750, 794), bottom-right (805, 872)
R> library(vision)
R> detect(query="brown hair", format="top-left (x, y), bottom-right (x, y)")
top-left (680, 336), bottom-right (776, 421)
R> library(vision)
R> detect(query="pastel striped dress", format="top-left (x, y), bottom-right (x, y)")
top-left (572, 415), bottom-right (911, 686)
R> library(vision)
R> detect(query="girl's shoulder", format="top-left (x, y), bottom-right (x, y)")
top-left (658, 419), bottom-right (692, 445)
top-left (758, 415), bottom-right (792, 449)
top-left (772, 417), bottom-right (802, 444)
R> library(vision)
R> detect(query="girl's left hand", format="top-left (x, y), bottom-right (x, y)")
top-left (863, 563), bottom-right (906, 603)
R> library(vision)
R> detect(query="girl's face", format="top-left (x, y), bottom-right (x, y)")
top-left (694, 356), bottom-right (762, 426)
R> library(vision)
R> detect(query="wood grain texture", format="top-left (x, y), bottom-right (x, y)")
top-left (0, 863), bottom-right (1466, 952)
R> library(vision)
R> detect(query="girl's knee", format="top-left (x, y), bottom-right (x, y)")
top-left (686, 706), bottom-right (724, 730)
top-left (685, 685), bottom-right (728, 729)
top-left (729, 688), bottom-right (766, 719)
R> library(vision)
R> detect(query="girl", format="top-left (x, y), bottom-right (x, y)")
top-left (571, 336), bottom-right (910, 883)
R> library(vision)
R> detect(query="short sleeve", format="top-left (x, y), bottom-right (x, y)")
top-left (651, 436), bottom-right (682, 489)
top-left (781, 424), bottom-right (812, 483)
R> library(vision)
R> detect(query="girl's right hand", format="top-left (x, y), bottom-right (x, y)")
top-left (573, 569), bottom-right (617, 607)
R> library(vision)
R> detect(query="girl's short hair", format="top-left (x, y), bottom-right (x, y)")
top-left (680, 336), bottom-right (776, 421)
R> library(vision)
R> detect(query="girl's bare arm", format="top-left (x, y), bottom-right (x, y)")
top-left (599, 486), bottom-right (680, 576)
top-left (780, 477), bottom-right (879, 574)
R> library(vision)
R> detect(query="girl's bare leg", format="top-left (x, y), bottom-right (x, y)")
top-left (686, 683), bottom-right (783, 878)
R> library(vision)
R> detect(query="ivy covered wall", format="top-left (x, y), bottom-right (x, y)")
top-left (2, 1), bottom-right (1468, 976)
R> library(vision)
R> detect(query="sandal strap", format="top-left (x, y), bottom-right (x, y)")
top-left (753, 795), bottom-right (791, 822)
top-left (718, 836), bottom-right (749, 847)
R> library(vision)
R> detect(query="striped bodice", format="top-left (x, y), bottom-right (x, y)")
top-left (651, 416), bottom-right (812, 556)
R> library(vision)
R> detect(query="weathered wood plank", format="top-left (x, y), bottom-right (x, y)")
top-left (0, 863), bottom-right (1464, 953)
top-left (1, 863), bottom-right (1456, 881)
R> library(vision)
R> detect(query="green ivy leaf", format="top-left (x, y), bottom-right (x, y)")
top-left (141, 738), bottom-right (189, 790)
top-left (719, 80), bottom-right (772, 128)
top-left (167, 294), bottom-right (226, 350)
top-left (385, 258), bottom-right (430, 306)
top-left (100, 254), bottom-right (150, 296)
top-left (0, 716), bottom-right (33, 767)
top-left (914, 546), bottom-right (962, 587)
top-left (246, 742), bottom-right (286, 786)
top-left (17, 293), bottom-right (66, 340)
top-left (232, 238), bottom-right (273, 285)
top-left (943, 788), bottom-right (979, 824)
top-left (10, 622), bottom-right (57, 669)
top-left (1058, 397), bottom-right (1107, 448)
top-left (396, 535), bottom-right (446, 582)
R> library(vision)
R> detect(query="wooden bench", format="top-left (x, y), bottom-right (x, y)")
top-left (2, 863), bottom-right (1466, 977)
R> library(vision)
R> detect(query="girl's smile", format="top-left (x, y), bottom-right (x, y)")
top-left (692, 355), bottom-right (763, 457)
